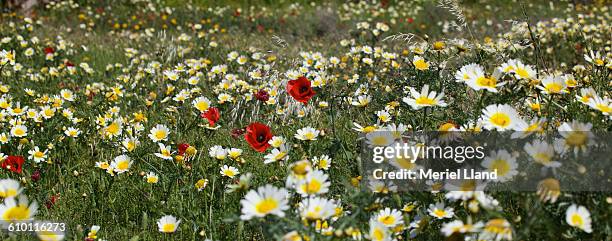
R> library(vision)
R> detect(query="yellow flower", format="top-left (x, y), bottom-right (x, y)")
top-left (195, 178), bottom-right (208, 191)
top-left (412, 56), bottom-right (430, 70)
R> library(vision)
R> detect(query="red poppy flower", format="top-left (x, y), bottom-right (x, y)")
top-left (177, 143), bottom-right (190, 156)
top-left (1, 156), bottom-right (24, 174)
top-left (200, 107), bottom-right (220, 127)
top-left (44, 47), bottom-right (55, 55)
top-left (245, 122), bottom-right (272, 152)
top-left (254, 89), bottom-right (270, 102)
top-left (287, 76), bottom-right (315, 104)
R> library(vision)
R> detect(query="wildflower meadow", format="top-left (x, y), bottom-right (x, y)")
top-left (0, 0), bottom-right (610, 240)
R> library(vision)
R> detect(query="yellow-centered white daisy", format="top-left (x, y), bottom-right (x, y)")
top-left (480, 104), bottom-right (521, 131)
top-left (524, 140), bottom-right (561, 168)
top-left (0, 195), bottom-right (38, 222)
top-left (368, 219), bottom-right (391, 241)
top-left (148, 124), bottom-right (170, 142)
top-left (428, 203), bottom-right (454, 219)
top-left (154, 143), bottom-right (174, 160)
top-left (294, 127), bottom-right (320, 141)
top-left (240, 184), bottom-right (289, 220)
top-left (565, 204), bottom-right (592, 233)
top-left (374, 208), bottom-right (403, 227)
top-left (481, 149), bottom-right (518, 182)
top-left (111, 155), bottom-right (132, 174)
top-left (299, 197), bottom-right (337, 221)
top-left (296, 170), bottom-right (330, 196)
top-left (0, 179), bottom-right (22, 199)
top-left (157, 215), bottom-right (180, 233)
top-left (402, 85), bottom-right (447, 110)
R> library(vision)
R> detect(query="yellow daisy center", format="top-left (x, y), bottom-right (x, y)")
top-left (0, 189), bottom-right (17, 198)
top-left (318, 160), bottom-right (328, 169)
top-left (379, 215), bottom-right (396, 225)
top-left (306, 206), bottom-right (323, 219)
top-left (490, 113), bottom-right (511, 127)
top-left (595, 104), bottom-right (611, 113)
top-left (571, 214), bottom-right (584, 226)
top-left (155, 130), bottom-right (167, 140)
top-left (106, 123), bottom-right (120, 135)
top-left (14, 128), bottom-right (25, 136)
top-left (476, 76), bottom-right (497, 88)
top-left (413, 59), bottom-right (429, 70)
top-left (534, 153), bottom-right (552, 164)
top-left (274, 152), bottom-right (287, 160)
top-left (117, 161), bottom-right (129, 170)
top-left (303, 180), bottom-right (322, 194)
top-left (371, 136), bottom-right (391, 146)
top-left (2, 205), bottom-right (30, 221)
top-left (363, 126), bottom-right (377, 133)
top-left (460, 180), bottom-right (476, 191)
top-left (372, 228), bottom-right (385, 240)
top-left (304, 132), bottom-right (315, 140)
top-left (44, 109), bottom-right (54, 116)
top-left (525, 123), bottom-right (541, 132)
top-left (544, 83), bottom-right (563, 93)
top-left (223, 170), bottom-right (235, 177)
top-left (565, 132), bottom-right (587, 146)
top-left (255, 198), bottom-right (278, 215)
top-left (195, 101), bottom-right (209, 111)
top-left (433, 209), bottom-right (447, 217)
top-left (490, 159), bottom-right (510, 176)
top-left (515, 68), bottom-right (530, 78)
top-left (396, 157), bottom-right (416, 169)
top-left (439, 123), bottom-right (456, 131)
top-left (162, 223), bottom-right (176, 233)
top-left (292, 163), bottom-right (309, 175)
top-left (415, 96), bottom-right (436, 106)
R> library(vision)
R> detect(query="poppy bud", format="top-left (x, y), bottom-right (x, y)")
top-left (31, 170), bottom-right (41, 182)
top-left (231, 128), bottom-right (245, 139)
top-left (46, 195), bottom-right (59, 209)
top-left (44, 47), bottom-right (55, 54)
top-left (254, 89), bottom-right (270, 102)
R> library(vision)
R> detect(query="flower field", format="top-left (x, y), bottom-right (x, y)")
top-left (0, 0), bottom-right (611, 240)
